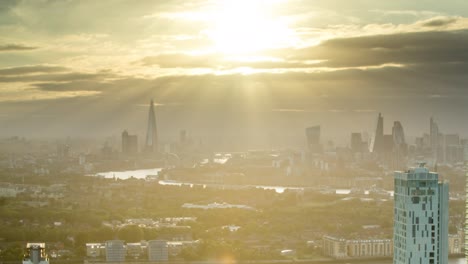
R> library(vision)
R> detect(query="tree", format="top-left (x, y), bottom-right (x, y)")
top-left (0, 243), bottom-right (23, 261)
top-left (117, 225), bottom-right (143, 242)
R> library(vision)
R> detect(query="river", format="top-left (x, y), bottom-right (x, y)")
top-left (92, 168), bottom-right (389, 195)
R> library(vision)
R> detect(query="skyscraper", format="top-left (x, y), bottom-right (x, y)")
top-left (392, 121), bottom-right (407, 170)
top-left (350, 132), bottom-right (363, 153)
top-left (392, 121), bottom-right (406, 148)
top-left (122, 130), bottom-right (138, 155)
top-left (370, 113), bottom-right (384, 153)
top-left (305, 126), bottom-right (321, 153)
top-left (393, 164), bottom-right (449, 264)
top-left (145, 100), bottom-right (158, 153)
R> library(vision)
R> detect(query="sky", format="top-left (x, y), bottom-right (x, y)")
top-left (1, 0), bottom-right (468, 148)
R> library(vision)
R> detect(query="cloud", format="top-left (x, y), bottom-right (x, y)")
top-left (421, 16), bottom-right (458, 27)
top-left (0, 72), bottom-right (114, 83)
top-left (34, 80), bottom-right (113, 92)
top-left (289, 29), bottom-right (468, 68)
top-left (0, 0), bottom-right (19, 13)
top-left (138, 28), bottom-right (468, 72)
top-left (370, 10), bottom-right (441, 17)
top-left (0, 43), bottom-right (38, 51)
top-left (0, 65), bottom-right (68, 75)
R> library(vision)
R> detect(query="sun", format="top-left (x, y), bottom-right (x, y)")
top-left (207, 0), bottom-right (294, 55)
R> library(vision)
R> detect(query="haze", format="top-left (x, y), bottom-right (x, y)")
top-left (1, 0), bottom-right (468, 148)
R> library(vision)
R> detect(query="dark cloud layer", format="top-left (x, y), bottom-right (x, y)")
top-left (296, 29), bottom-right (468, 68)
top-left (0, 43), bottom-right (38, 51)
top-left (421, 16), bottom-right (458, 27)
top-left (140, 29), bottom-right (468, 71)
top-left (0, 65), bottom-right (68, 75)
top-left (0, 72), bottom-right (113, 83)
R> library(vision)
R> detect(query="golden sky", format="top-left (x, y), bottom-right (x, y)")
top-left (1, 0), bottom-right (468, 143)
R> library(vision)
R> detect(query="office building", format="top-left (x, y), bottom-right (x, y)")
top-left (105, 240), bottom-right (126, 262)
top-left (393, 164), bottom-right (449, 264)
top-left (392, 122), bottom-right (406, 148)
top-left (392, 121), bottom-right (407, 170)
top-left (122, 130), bottom-right (138, 155)
top-left (148, 240), bottom-right (169, 262)
top-left (145, 99), bottom-right (158, 153)
top-left (305, 126), bottom-right (321, 153)
top-left (430, 117), bottom-right (440, 162)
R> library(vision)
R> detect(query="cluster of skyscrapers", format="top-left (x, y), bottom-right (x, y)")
top-left (368, 113), bottom-right (408, 169)
top-left (419, 117), bottom-right (466, 164)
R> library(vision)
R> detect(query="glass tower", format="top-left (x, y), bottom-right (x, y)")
top-left (393, 163), bottom-right (449, 264)
top-left (145, 99), bottom-right (158, 153)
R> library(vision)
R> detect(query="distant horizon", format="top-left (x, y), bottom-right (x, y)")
top-left (0, 110), bottom-right (467, 151)
top-left (1, 1), bottom-right (468, 148)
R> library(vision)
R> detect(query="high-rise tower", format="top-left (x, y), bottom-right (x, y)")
top-left (145, 100), bottom-right (158, 153)
top-left (305, 126), bottom-right (321, 153)
top-left (393, 163), bottom-right (449, 264)
top-left (122, 130), bottom-right (138, 155)
top-left (370, 113), bottom-right (384, 153)
top-left (392, 121), bottom-right (407, 170)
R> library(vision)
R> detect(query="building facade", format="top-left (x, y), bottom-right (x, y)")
top-left (370, 113), bottom-right (384, 153)
top-left (305, 126), bottom-right (321, 153)
top-left (105, 240), bottom-right (126, 262)
top-left (148, 240), bottom-right (169, 262)
top-left (86, 243), bottom-right (105, 258)
top-left (23, 243), bottom-right (49, 264)
top-left (322, 236), bottom-right (393, 259)
top-left (393, 164), bottom-right (449, 264)
top-left (122, 130), bottom-right (138, 155)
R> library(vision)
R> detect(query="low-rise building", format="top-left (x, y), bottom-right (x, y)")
top-left (449, 234), bottom-right (462, 254)
top-left (126, 243), bottom-right (143, 259)
top-left (322, 235), bottom-right (393, 259)
top-left (86, 243), bottom-right (105, 258)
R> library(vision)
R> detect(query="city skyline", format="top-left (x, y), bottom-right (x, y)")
top-left (1, 1), bottom-right (467, 261)
top-left (1, 1), bottom-right (468, 145)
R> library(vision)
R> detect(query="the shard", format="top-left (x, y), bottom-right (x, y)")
top-left (145, 100), bottom-right (158, 153)
top-left (370, 113), bottom-right (384, 153)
